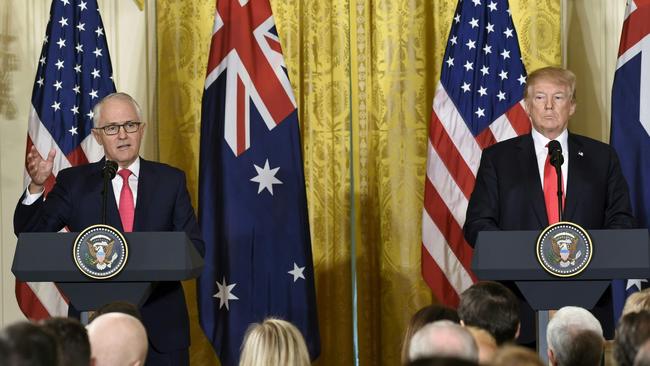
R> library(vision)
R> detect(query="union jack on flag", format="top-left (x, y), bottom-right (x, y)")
top-left (197, 1), bottom-right (320, 365)
top-left (421, 0), bottom-right (530, 306)
top-left (610, 0), bottom-right (650, 323)
top-left (17, 0), bottom-right (115, 320)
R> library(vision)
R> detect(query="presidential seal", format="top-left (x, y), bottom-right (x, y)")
top-left (73, 224), bottom-right (128, 280)
top-left (536, 222), bottom-right (593, 277)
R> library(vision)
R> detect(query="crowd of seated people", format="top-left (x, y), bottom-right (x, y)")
top-left (4, 287), bottom-right (650, 366)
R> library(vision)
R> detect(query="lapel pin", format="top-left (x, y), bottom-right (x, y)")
top-left (578, 151), bottom-right (584, 157)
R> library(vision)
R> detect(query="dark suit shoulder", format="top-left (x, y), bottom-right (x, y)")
top-left (480, 134), bottom-right (530, 157)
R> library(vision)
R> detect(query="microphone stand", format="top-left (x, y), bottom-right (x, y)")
top-left (102, 160), bottom-right (118, 224)
top-left (555, 163), bottom-right (563, 222)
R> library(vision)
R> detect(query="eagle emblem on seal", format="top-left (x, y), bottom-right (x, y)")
top-left (550, 232), bottom-right (582, 268)
top-left (86, 236), bottom-right (118, 270)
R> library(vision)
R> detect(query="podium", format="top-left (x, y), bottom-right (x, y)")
top-left (12, 231), bottom-right (204, 311)
top-left (472, 229), bottom-right (650, 360)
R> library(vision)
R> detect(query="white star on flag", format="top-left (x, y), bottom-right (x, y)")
top-left (250, 159), bottom-right (283, 195)
top-left (69, 126), bottom-right (78, 135)
top-left (288, 263), bottom-right (306, 282)
top-left (214, 277), bottom-right (239, 310)
top-left (626, 279), bottom-right (648, 291)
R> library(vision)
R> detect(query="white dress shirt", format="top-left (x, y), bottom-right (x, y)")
top-left (531, 128), bottom-right (569, 194)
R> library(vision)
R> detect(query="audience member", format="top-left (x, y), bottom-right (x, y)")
top-left (88, 300), bottom-right (143, 322)
top-left (401, 305), bottom-right (460, 365)
top-left (0, 336), bottom-right (13, 365)
top-left (239, 317), bottom-right (310, 366)
top-left (42, 317), bottom-right (91, 366)
top-left (490, 345), bottom-right (544, 366)
top-left (458, 281), bottom-right (519, 345)
top-left (623, 288), bottom-right (650, 316)
top-left (0, 321), bottom-right (60, 366)
top-left (634, 339), bottom-right (650, 366)
top-left (408, 356), bottom-right (478, 366)
top-left (615, 311), bottom-right (650, 366)
top-left (86, 313), bottom-right (148, 366)
top-left (408, 320), bottom-right (478, 362)
top-left (465, 326), bottom-right (497, 364)
top-left (546, 306), bottom-right (603, 366)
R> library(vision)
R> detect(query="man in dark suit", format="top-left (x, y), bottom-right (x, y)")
top-left (14, 92), bottom-right (204, 366)
top-left (463, 67), bottom-right (635, 341)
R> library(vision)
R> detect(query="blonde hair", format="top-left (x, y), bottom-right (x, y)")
top-left (490, 345), bottom-right (544, 366)
top-left (524, 66), bottom-right (577, 102)
top-left (239, 318), bottom-right (310, 366)
top-left (623, 288), bottom-right (650, 316)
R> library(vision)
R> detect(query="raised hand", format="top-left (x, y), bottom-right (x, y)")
top-left (26, 146), bottom-right (56, 194)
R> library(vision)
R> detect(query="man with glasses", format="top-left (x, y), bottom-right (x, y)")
top-left (14, 92), bottom-right (204, 366)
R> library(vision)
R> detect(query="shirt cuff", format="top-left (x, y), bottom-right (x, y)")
top-left (21, 187), bottom-right (44, 205)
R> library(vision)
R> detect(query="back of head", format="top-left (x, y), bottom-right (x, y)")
top-left (42, 317), bottom-right (91, 366)
top-left (546, 306), bottom-right (603, 366)
top-left (615, 311), bottom-right (650, 366)
top-left (88, 300), bottom-right (142, 322)
top-left (408, 356), bottom-right (478, 366)
top-left (458, 281), bottom-right (519, 345)
top-left (623, 289), bottom-right (650, 316)
top-left (401, 305), bottom-right (460, 364)
top-left (0, 321), bottom-right (60, 366)
top-left (86, 312), bottom-right (148, 366)
top-left (490, 345), bottom-right (544, 366)
top-left (408, 320), bottom-right (478, 363)
top-left (239, 317), bottom-right (310, 366)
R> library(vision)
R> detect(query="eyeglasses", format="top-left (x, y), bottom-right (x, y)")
top-left (94, 121), bottom-right (142, 135)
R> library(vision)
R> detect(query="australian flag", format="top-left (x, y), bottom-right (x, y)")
top-left (610, 0), bottom-right (650, 323)
top-left (197, 1), bottom-right (320, 365)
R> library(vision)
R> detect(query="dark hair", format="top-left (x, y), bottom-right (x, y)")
top-left (42, 317), bottom-right (91, 366)
top-left (0, 321), bottom-right (60, 366)
top-left (88, 300), bottom-right (142, 323)
top-left (615, 311), bottom-right (650, 366)
top-left (559, 330), bottom-right (603, 366)
top-left (401, 305), bottom-right (460, 365)
top-left (457, 281), bottom-right (519, 345)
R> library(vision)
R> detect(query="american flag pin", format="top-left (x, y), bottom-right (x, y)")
top-left (578, 151), bottom-right (584, 156)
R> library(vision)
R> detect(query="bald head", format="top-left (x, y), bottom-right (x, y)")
top-left (87, 313), bottom-right (148, 366)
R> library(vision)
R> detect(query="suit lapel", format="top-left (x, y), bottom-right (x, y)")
top-left (517, 135), bottom-right (548, 226)
top-left (564, 134), bottom-right (584, 221)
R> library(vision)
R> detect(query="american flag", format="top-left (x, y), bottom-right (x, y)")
top-left (197, 0), bottom-right (320, 365)
top-left (610, 0), bottom-right (650, 323)
top-left (17, 0), bottom-right (115, 319)
top-left (421, 0), bottom-right (530, 306)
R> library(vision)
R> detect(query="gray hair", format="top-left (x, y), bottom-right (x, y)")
top-left (408, 320), bottom-right (479, 362)
top-left (547, 306), bottom-right (603, 365)
top-left (92, 92), bottom-right (142, 127)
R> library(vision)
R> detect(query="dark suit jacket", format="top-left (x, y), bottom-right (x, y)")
top-left (14, 158), bottom-right (205, 353)
top-left (464, 132), bottom-right (636, 247)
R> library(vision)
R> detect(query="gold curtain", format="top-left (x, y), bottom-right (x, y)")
top-left (155, 1), bottom-right (561, 365)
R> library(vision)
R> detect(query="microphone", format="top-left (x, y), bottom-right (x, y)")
top-left (102, 160), bottom-right (118, 224)
top-left (547, 140), bottom-right (564, 221)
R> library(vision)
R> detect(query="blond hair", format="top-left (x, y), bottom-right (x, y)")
top-left (623, 288), bottom-right (650, 316)
top-left (239, 318), bottom-right (310, 366)
top-left (524, 66), bottom-right (577, 102)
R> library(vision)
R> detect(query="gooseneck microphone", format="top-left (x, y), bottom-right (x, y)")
top-left (102, 160), bottom-right (118, 224)
top-left (547, 140), bottom-right (564, 221)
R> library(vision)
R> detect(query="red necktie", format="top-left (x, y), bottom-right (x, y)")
top-left (118, 169), bottom-right (135, 232)
top-left (543, 148), bottom-right (564, 224)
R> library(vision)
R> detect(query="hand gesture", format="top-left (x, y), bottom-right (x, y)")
top-left (26, 146), bottom-right (55, 194)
